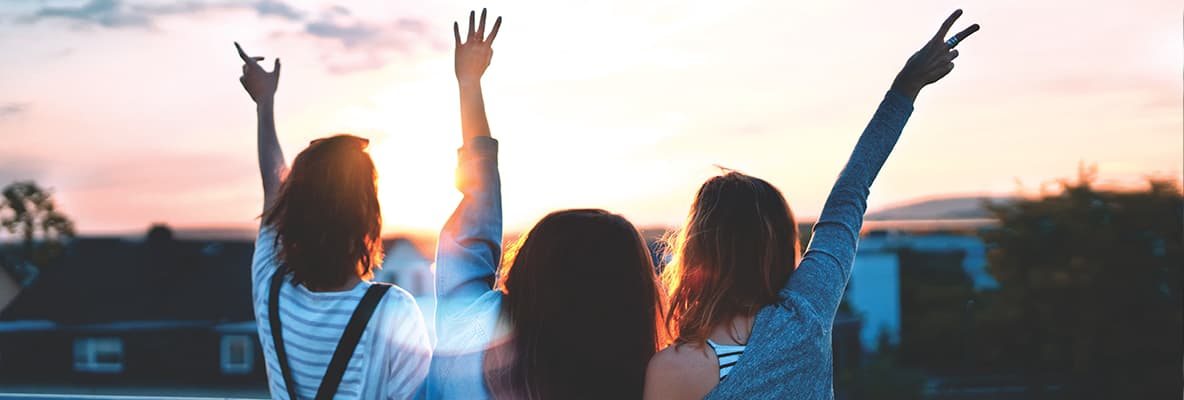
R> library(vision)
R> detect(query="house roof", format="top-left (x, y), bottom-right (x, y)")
top-left (0, 230), bottom-right (256, 324)
top-left (381, 236), bottom-right (435, 262)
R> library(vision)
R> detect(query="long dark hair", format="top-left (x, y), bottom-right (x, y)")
top-left (661, 171), bottom-right (800, 345)
top-left (262, 134), bottom-right (383, 291)
top-left (483, 209), bottom-right (669, 399)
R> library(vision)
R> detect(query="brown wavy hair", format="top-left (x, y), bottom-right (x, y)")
top-left (483, 209), bottom-right (670, 400)
top-left (661, 171), bottom-right (800, 345)
top-left (262, 134), bottom-right (383, 291)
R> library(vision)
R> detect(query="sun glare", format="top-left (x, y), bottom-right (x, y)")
top-left (355, 77), bottom-right (463, 235)
top-left (371, 138), bottom-right (458, 235)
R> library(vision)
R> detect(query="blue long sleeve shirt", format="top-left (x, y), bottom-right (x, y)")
top-left (705, 91), bottom-right (914, 399)
top-left (426, 136), bottom-right (504, 400)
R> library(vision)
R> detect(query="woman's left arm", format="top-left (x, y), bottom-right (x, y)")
top-left (435, 9), bottom-right (505, 314)
top-left (782, 10), bottom-right (981, 322)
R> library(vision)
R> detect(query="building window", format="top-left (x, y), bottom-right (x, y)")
top-left (220, 335), bottom-right (255, 375)
top-left (73, 337), bottom-right (124, 373)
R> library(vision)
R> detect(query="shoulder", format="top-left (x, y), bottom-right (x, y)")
top-left (376, 283), bottom-right (418, 308)
top-left (374, 284), bottom-right (428, 331)
top-left (367, 284), bottom-right (432, 398)
top-left (648, 343), bottom-right (716, 376)
top-left (370, 283), bottom-right (431, 344)
top-left (644, 343), bottom-right (718, 400)
top-left (251, 225), bottom-right (280, 268)
top-left (253, 225), bottom-right (278, 251)
top-left (250, 225), bottom-right (281, 292)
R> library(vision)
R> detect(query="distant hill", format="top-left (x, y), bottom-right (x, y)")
top-left (866, 196), bottom-right (1013, 221)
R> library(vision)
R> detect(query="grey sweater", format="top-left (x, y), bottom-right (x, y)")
top-left (705, 90), bottom-right (914, 399)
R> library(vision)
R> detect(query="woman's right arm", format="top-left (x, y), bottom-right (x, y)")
top-left (781, 10), bottom-right (980, 322)
top-left (237, 42), bottom-right (288, 291)
top-left (435, 9), bottom-right (505, 316)
top-left (235, 42), bottom-right (286, 211)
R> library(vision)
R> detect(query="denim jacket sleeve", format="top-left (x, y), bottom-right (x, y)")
top-left (434, 137), bottom-right (503, 331)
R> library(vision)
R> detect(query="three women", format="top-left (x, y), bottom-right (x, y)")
top-left (242, 7), bottom-right (978, 399)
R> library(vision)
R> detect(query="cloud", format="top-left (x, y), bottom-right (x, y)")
top-left (25, 0), bottom-right (302, 29)
top-left (305, 19), bottom-right (383, 48)
top-left (251, 0), bottom-right (303, 21)
top-left (22, 0), bottom-right (436, 73)
top-left (32, 0), bottom-right (150, 28)
top-left (302, 13), bottom-right (435, 74)
top-left (0, 102), bottom-right (29, 118)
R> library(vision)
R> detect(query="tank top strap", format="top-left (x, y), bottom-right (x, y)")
top-left (705, 339), bottom-right (746, 381)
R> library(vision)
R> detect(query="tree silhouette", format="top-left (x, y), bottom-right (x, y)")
top-left (0, 181), bottom-right (75, 268)
top-left (976, 166), bottom-right (1183, 397)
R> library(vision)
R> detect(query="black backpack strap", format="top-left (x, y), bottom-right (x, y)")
top-left (314, 283), bottom-right (391, 400)
top-left (269, 269), bottom-right (301, 400)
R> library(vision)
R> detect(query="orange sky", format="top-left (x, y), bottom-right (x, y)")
top-left (0, 0), bottom-right (1180, 236)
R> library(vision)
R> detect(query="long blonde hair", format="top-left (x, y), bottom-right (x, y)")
top-left (661, 171), bottom-right (800, 344)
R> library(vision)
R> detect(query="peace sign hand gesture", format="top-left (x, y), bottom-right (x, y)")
top-left (454, 8), bottom-right (502, 85)
top-left (891, 9), bottom-right (980, 101)
top-left (235, 42), bottom-right (281, 104)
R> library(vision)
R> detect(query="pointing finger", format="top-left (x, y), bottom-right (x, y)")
top-left (478, 8), bottom-right (487, 41)
top-left (468, 10), bottom-right (476, 39)
top-left (453, 21), bottom-right (462, 46)
top-left (934, 9), bottom-right (963, 42)
top-left (947, 24), bottom-right (980, 48)
top-left (234, 42), bottom-right (252, 63)
top-left (486, 16), bottom-right (502, 44)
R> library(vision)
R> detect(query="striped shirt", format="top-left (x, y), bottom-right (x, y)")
top-left (251, 227), bottom-right (432, 399)
top-left (705, 340), bottom-right (745, 380)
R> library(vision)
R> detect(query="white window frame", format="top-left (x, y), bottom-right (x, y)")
top-left (73, 337), bottom-right (124, 373)
top-left (220, 334), bottom-right (255, 375)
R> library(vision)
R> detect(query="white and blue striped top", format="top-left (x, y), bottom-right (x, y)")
top-left (706, 340), bottom-right (746, 380)
top-left (251, 227), bottom-right (432, 399)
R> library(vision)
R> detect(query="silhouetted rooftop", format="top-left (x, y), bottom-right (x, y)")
top-left (0, 232), bottom-right (255, 324)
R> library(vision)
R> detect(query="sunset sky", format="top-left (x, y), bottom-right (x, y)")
top-left (0, 0), bottom-right (1180, 236)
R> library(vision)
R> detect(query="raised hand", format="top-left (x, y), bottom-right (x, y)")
top-left (453, 9), bottom-right (502, 85)
top-left (235, 42), bottom-right (281, 104)
top-left (890, 10), bottom-right (980, 101)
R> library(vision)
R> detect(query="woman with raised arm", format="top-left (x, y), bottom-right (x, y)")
top-left (428, 9), bottom-right (668, 400)
top-left (236, 43), bottom-right (431, 399)
top-left (644, 10), bottom-right (981, 400)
